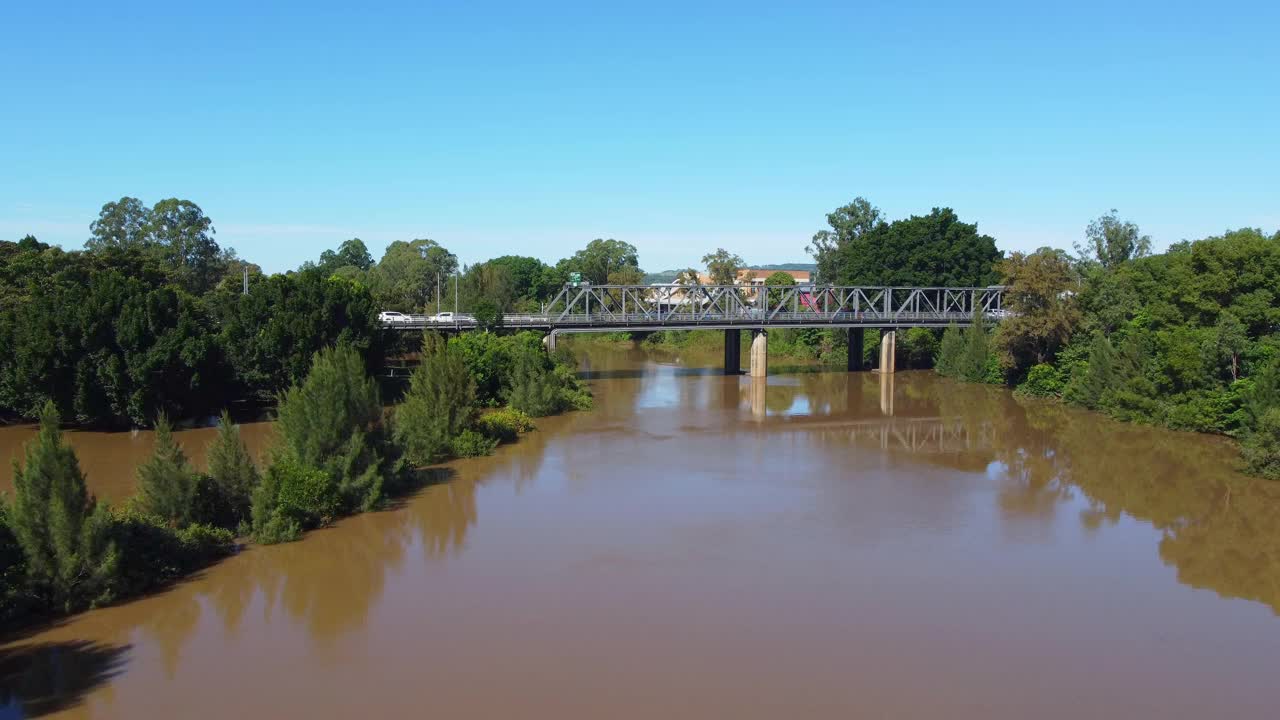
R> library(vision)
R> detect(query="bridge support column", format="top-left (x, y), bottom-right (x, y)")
top-left (750, 330), bottom-right (768, 378)
top-left (877, 330), bottom-right (896, 374)
top-left (723, 329), bottom-right (741, 375)
top-left (543, 332), bottom-right (557, 353)
top-left (847, 328), bottom-right (866, 372)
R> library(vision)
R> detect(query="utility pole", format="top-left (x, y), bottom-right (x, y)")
top-left (454, 270), bottom-right (459, 328)
top-left (242, 266), bottom-right (249, 295)
top-left (436, 272), bottom-right (441, 315)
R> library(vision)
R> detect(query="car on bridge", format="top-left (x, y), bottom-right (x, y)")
top-left (430, 312), bottom-right (475, 325)
top-left (378, 311), bottom-right (411, 325)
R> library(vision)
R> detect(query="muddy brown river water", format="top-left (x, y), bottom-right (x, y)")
top-left (3, 345), bottom-right (1280, 718)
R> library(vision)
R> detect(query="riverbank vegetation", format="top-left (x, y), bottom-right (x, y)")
top-left (1, 335), bottom-right (589, 630)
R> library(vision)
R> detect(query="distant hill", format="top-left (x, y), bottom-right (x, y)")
top-left (643, 263), bottom-right (815, 284)
top-left (745, 263), bottom-right (816, 272)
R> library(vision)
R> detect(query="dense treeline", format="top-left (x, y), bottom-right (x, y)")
top-left (1, 197), bottom-right (598, 630)
top-left (935, 215), bottom-right (1280, 478)
top-left (1, 331), bottom-right (589, 629)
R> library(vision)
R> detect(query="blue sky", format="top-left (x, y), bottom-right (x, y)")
top-left (2, 1), bottom-right (1277, 273)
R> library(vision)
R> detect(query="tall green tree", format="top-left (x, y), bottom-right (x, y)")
top-left (147, 198), bottom-right (224, 294)
top-left (702, 248), bottom-right (744, 286)
top-left (318, 238), bottom-right (374, 273)
top-left (558, 238), bottom-right (640, 285)
top-left (808, 197), bottom-right (884, 284)
top-left (395, 335), bottom-right (477, 465)
top-left (136, 413), bottom-right (200, 527)
top-left (369, 239), bottom-right (458, 311)
top-left (87, 197), bottom-right (152, 251)
top-left (996, 248), bottom-right (1082, 372)
top-left (507, 348), bottom-right (562, 417)
top-left (273, 344), bottom-right (402, 511)
top-left (8, 402), bottom-right (117, 612)
top-left (1078, 210), bottom-right (1151, 270)
top-left (834, 207), bottom-right (1001, 287)
top-left (204, 411), bottom-right (260, 528)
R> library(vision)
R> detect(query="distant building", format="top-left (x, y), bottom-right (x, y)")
top-left (695, 269), bottom-right (812, 286)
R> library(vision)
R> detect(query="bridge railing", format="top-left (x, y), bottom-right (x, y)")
top-left (383, 284), bottom-right (1007, 330)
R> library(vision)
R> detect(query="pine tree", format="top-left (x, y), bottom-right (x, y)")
top-left (507, 348), bottom-right (561, 417)
top-left (9, 401), bottom-right (118, 612)
top-left (936, 324), bottom-right (964, 377)
top-left (204, 410), bottom-right (260, 528)
top-left (960, 308), bottom-right (992, 383)
top-left (395, 336), bottom-right (476, 466)
top-left (275, 344), bottom-right (401, 511)
top-left (136, 413), bottom-right (199, 527)
top-left (1064, 332), bottom-right (1116, 410)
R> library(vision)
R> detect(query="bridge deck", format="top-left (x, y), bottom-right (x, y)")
top-left (382, 284), bottom-right (1006, 332)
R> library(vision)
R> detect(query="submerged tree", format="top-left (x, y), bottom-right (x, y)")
top-left (273, 344), bottom-right (402, 512)
top-left (136, 413), bottom-right (200, 527)
top-left (9, 402), bottom-right (117, 612)
top-left (507, 348), bottom-right (562, 417)
top-left (395, 335), bottom-right (477, 466)
top-left (203, 411), bottom-right (260, 528)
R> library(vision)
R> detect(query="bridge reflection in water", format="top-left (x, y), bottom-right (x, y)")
top-left (744, 372), bottom-right (994, 455)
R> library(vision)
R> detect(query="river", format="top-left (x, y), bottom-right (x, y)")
top-left (2, 345), bottom-right (1280, 719)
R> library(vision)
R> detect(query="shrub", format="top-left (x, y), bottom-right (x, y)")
top-left (250, 454), bottom-right (339, 543)
top-left (9, 402), bottom-right (118, 613)
top-left (451, 429), bottom-right (499, 458)
top-left (474, 408), bottom-right (536, 443)
top-left (275, 344), bottom-right (403, 512)
top-left (395, 336), bottom-right (476, 466)
top-left (1241, 408), bottom-right (1280, 479)
top-left (135, 413), bottom-right (200, 527)
top-left (107, 508), bottom-right (235, 598)
top-left (1017, 363), bottom-right (1064, 397)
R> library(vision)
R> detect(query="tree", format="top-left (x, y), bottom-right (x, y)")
top-left (8, 402), bottom-right (117, 612)
top-left (764, 271), bottom-right (796, 306)
top-left (834, 207), bottom-right (1001, 287)
top-left (395, 335), bottom-right (476, 465)
top-left (87, 197), bottom-right (151, 251)
top-left (318, 238), bottom-right (374, 273)
top-left (996, 248), bottom-right (1082, 372)
top-left (808, 197), bottom-right (884, 284)
top-left (702, 248), bottom-right (744, 286)
top-left (487, 255), bottom-right (553, 302)
top-left (559, 238), bottom-right (640, 285)
top-left (936, 325), bottom-right (964, 377)
top-left (204, 411), bottom-right (260, 528)
top-left (213, 269), bottom-right (382, 399)
top-left (369, 239), bottom-right (458, 311)
top-left (136, 413), bottom-right (200, 527)
top-left (507, 348), bottom-right (562, 417)
top-left (273, 344), bottom-right (402, 512)
top-left (1063, 332), bottom-right (1116, 410)
top-left (1241, 408), bottom-right (1280, 479)
top-left (675, 268), bottom-right (701, 286)
top-left (1078, 210), bottom-right (1151, 270)
top-left (146, 199), bottom-right (224, 294)
top-left (1214, 311), bottom-right (1248, 381)
top-left (960, 308), bottom-right (995, 383)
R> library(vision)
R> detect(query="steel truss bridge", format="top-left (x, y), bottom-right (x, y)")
top-left (384, 284), bottom-right (1006, 333)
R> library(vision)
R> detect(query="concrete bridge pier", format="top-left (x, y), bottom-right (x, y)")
top-left (877, 330), bottom-right (897, 374)
top-left (543, 332), bottom-right (557, 353)
top-left (750, 330), bottom-right (768, 378)
top-left (723, 329), bottom-right (741, 375)
top-left (847, 328), bottom-right (866, 372)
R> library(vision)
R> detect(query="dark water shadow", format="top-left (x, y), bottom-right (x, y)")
top-left (380, 466), bottom-right (458, 511)
top-left (0, 640), bottom-right (130, 718)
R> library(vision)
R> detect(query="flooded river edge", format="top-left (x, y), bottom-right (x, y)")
top-left (3, 344), bottom-right (1279, 718)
